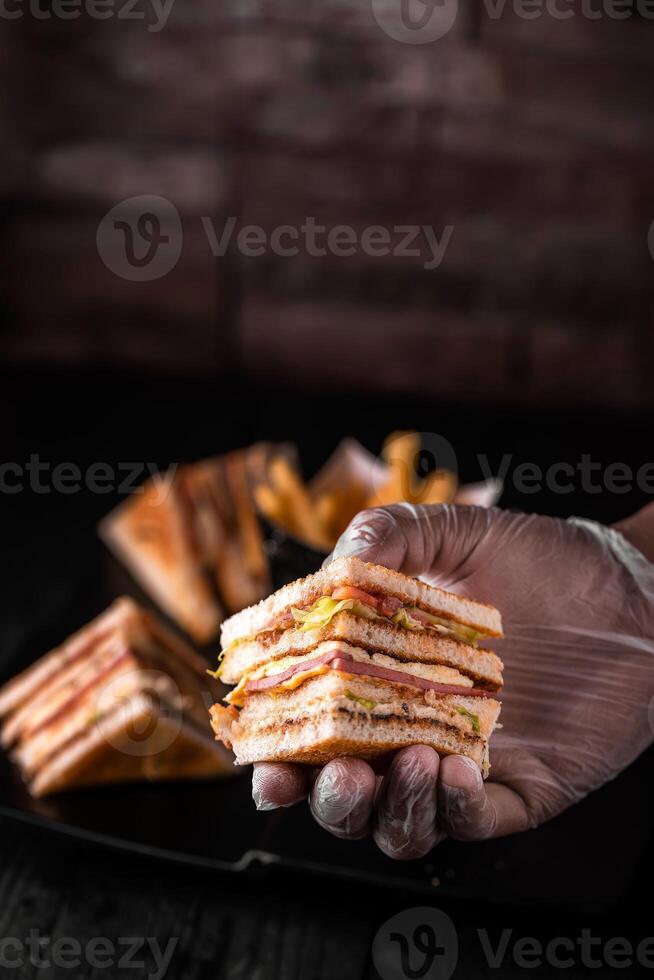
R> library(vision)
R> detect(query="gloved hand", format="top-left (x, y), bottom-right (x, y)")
top-left (252, 503), bottom-right (654, 858)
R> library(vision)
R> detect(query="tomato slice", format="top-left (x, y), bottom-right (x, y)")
top-left (331, 586), bottom-right (379, 610)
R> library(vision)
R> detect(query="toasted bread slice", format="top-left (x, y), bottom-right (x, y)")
top-left (211, 671), bottom-right (501, 773)
top-left (31, 691), bottom-right (231, 797)
top-left (0, 597), bottom-right (215, 749)
top-left (0, 598), bottom-right (140, 721)
top-left (215, 714), bottom-right (491, 769)
top-left (221, 556), bottom-right (503, 648)
top-left (99, 476), bottom-right (222, 643)
top-left (219, 612), bottom-right (503, 690)
top-left (0, 598), bottom-right (234, 797)
top-left (13, 649), bottom-right (196, 777)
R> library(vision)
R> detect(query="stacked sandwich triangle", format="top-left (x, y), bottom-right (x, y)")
top-left (211, 557), bottom-right (504, 774)
top-left (0, 598), bottom-right (232, 797)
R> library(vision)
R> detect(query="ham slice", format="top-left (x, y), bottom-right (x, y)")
top-left (244, 648), bottom-right (500, 699)
top-left (408, 608), bottom-right (437, 626)
top-left (330, 657), bottom-right (498, 698)
top-left (378, 595), bottom-right (403, 617)
top-left (245, 649), bottom-right (343, 692)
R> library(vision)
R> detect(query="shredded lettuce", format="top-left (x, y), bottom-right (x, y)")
top-left (394, 606), bottom-right (482, 645)
top-left (207, 648), bottom-right (226, 680)
top-left (345, 690), bottom-right (377, 711)
top-left (456, 706), bottom-right (480, 734)
top-left (391, 608), bottom-right (424, 631)
top-left (449, 623), bottom-right (482, 644)
top-left (225, 593), bottom-right (482, 655)
top-left (291, 596), bottom-right (356, 631)
top-left (351, 601), bottom-right (385, 622)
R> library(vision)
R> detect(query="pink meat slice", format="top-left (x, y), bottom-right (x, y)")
top-left (330, 657), bottom-right (499, 698)
top-left (244, 649), bottom-right (500, 699)
top-left (245, 649), bottom-right (344, 692)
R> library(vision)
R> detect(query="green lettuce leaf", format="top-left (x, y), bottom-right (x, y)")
top-left (391, 608), bottom-right (425, 631)
top-left (291, 596), bottom-right (384, 632)
top-left (345, 690), bottom-right (377, 711)
top-left (291, 596), bottom-right (356, 631)
top-left (396, 606), bottom-right (482, 645)
top-left (456, 706), bottom-right (480, 733)
top-left (207, 647), bottom-right (226, 680)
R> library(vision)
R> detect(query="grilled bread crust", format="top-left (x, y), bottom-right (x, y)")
top-left (220, 612), bottom-right (503, 689)
top-left (220, 556), bottom-right (503, 648)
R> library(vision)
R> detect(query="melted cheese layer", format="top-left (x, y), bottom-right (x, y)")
top-left (225, 641), bottom-right (473, 706)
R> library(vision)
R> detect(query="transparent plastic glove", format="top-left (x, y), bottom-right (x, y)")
top-left (253, 504), bottom-right (654, 858)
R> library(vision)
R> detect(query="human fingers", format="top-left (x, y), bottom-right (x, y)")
top-left (330, 503), bottom-right (498, 586)
top-left (309, 757), bottom-right (377, 839)
top-left (437, 754), bottom-right (531, 840)
top-left (252, 762), bottom-right (313, 811)
top-left (372, 745), bottom-right (442, 859)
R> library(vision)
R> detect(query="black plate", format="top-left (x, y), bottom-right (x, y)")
top-left (0, 547), bottom-right (650, 909)
top-left (1, 740), bottom-right (651, 910)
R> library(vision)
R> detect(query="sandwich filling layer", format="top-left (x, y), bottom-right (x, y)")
top-left (223, 586), bottom-right (488, 656)
top-left (231, 671), bottom-right (501, 739)
top-left (224, 641), bottom-right (502, 707)
top-left (219, 612), bottom-right (504, 690)
top-left (219, 557), bottom-right (504, 652)
top-left (210, 670), bottom-right (502, 771)
top-left (212, 564), bottom-right (504, 773)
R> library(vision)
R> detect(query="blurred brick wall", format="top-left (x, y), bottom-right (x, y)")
top-left (1, 2), bottom-right (653, 408)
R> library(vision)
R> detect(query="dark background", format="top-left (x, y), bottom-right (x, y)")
top-left (3, 369), bottom-right (654, 978)
top-left (2, 1), bottom-right (654, 977)
top-left (2, 2), bottom-right (654, 407)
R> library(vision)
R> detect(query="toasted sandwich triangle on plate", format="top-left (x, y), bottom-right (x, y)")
top-left (0, 597), bottom-right (233, 797)
top-left (211, 557), bottom-right (504, 775)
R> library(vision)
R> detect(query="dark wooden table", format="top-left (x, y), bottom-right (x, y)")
top-left (3, 808), bottom-right (654, 980)
top-left (0, 815), bottom-right (379, 980)
top-left (3, 369), bottom-right (654, 978)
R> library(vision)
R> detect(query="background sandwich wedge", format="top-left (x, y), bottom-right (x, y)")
top-left (210, 558), bottom-right (504, 775)
top-left (0, 597), bottom-right (234, 797)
